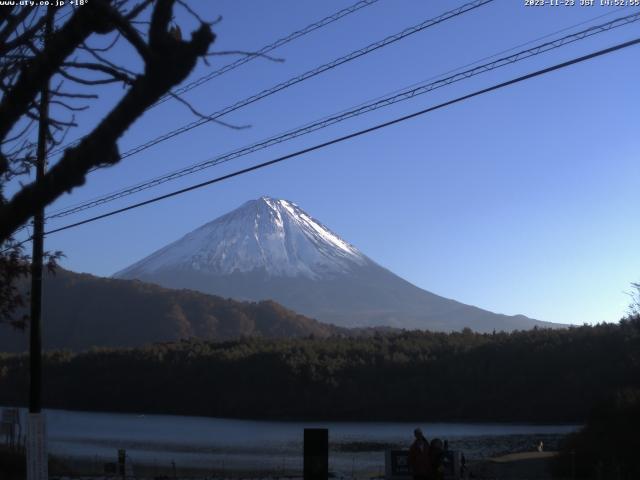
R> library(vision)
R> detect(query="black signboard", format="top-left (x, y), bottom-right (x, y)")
top-left (304, 428), bottom-right (328, 480)
top-left (390, 450), bottom-right (410, 476)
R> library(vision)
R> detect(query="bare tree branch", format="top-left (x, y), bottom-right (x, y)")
top-left (169, 91), bottom-right (249, 130)
top-left (0, 0), bottom-right (118, 144)
top-left (125, 0), bottom-right (154, 20)
top-left (62, 61), bottom-right (136, 84)
top-left (58, 68), bottom-right (127, 86)
top-left (49, 99), bottom-right (90, 112)
top-left (0, 0), bottom-right (215, 242)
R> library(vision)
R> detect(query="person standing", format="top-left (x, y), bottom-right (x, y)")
top-left (429, 438), bottom-right (445, 480)
top-left (408, 428), bottom-right (432, 480)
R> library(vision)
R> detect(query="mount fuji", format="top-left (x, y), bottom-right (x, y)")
top-left (115, 197), bottom-right (558, 332)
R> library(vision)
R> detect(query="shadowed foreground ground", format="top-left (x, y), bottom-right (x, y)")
top-left (469, 451), bottom-right (558, 479)
top-left (50, 452), bottom-right (559, 480)
top-left (2, 446), bottom-right (562, 479)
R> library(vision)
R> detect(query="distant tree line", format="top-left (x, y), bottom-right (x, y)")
top-left (1, 316), bottom-right (639, 422)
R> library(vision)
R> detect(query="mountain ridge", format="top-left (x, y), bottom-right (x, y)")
top-left (115, 196), bottom-right (562, 332)
top-left (0, 268), bottom-right (344, 353)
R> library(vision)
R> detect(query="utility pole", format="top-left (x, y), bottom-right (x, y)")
top-left (27, 7), bottom-right (53, 480)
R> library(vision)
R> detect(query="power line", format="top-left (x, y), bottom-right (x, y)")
top-left (156, 0), bottom-right (381, 106)
top-left (50, 0), bottom-right (494, 167)
top-left (47, 0), bottom-right (381, 158)
top-left (41, 0), bottom-right (496, 218)
top-left (37, 36), bottom-right (640, 239)
top-left (116, 0), bottom-right (494, 160)
top-left (43, 10), bottom-right (640, 221)
top-left (371, 5), bottom-right (630, 101)
top-left (43, 6), bottom-right (630, 218)
top-left (3, 34), bottom-right (638, 254)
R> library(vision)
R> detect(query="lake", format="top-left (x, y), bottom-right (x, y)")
top-left (5, 408), bottom-right (580, 475)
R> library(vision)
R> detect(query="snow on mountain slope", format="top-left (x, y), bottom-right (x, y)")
top-left (115, 196), bottom-right (561, 332)
top-left (115, 197), bottom-right (368, 280)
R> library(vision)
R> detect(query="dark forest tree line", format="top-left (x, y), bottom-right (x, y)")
top-left (1, 316), bottom-right (639, 422)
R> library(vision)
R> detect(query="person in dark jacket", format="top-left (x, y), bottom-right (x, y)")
top-left (429, 438), bottom-right (445, 480)
top-left (408, 428), bottom-right (432, 480)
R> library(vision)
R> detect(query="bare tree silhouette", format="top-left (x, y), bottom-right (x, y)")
top-left (0, 0), bottom-right (217, 324)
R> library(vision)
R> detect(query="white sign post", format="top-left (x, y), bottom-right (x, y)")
top-left (27, 413), bottom-right (48, 480)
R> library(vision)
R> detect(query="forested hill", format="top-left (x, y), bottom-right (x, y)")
top-left (0, 269), bottom-right (342, 353)
top-left (1, 318), bottom-right (638, 422)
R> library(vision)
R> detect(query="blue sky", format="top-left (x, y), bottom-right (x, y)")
top-left (16, 0), bottom-right (640, 325)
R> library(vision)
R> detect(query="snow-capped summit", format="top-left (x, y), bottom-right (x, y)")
top-left (116, 196), bottom-right (559, 332)
top-left (115, 196), bottom-right (368, 280)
